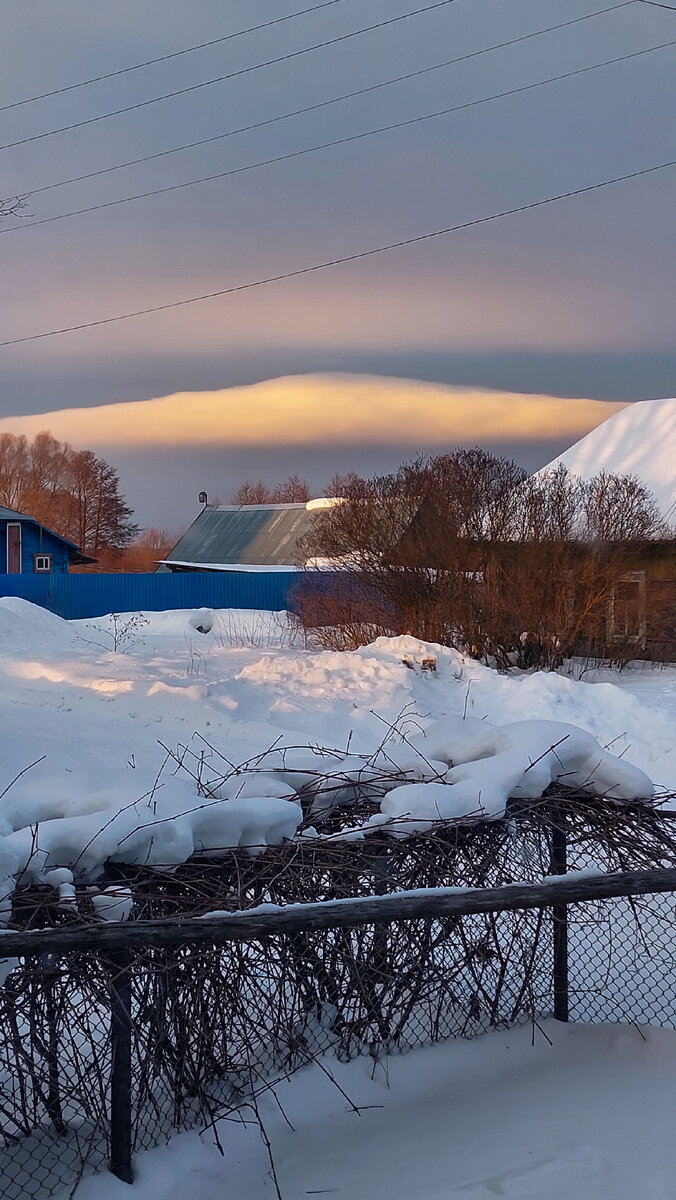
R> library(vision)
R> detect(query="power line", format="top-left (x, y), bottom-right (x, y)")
top-left (13, 3), bottom-right (639, 203)
top-left (0, 0), bottom-right (460, 154)
top-left (4, 37), bottom-right (673, 236)
top-left (637, 0), bottom-right (676, 9)
top-left (0, 1), bottom-right (354, 114)
top-left (1, 154), bottom-right (673, 349)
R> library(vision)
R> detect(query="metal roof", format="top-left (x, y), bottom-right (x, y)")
top-left (165, 504), bottom-right (318, 568)
top-left (0, 506), bottom-right (33, 522)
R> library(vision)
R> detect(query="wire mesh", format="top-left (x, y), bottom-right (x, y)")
top-left (567, 892), bottom-right (676, 1028)
top-left (1, 796), bottom-right (675, 1198)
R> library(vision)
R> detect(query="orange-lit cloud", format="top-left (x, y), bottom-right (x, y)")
top-left (0, 374), bottom-right (624, 450)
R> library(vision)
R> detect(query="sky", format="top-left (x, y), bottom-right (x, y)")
top-left (1, 0), bottom-right (675, 526)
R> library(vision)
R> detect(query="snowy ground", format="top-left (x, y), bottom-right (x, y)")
top-left (0, 598), bottom-right (673, 801)
top-left (1, 600), bottom-right (675, 1198)
top-left (56, 1021), bottom-right (676, 1200)
top-left (0, 599), bottom-right (673, 897)
top-left (578, 661), bottom-right (676, 772)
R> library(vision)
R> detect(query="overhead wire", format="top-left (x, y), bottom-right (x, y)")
top-left (1, 154), bottom-right (674, 349)
top-left (10, 3), bottom-right (642, 203)
top-left (0, 0), bottom-right (462, 154)
top-left (3, 36), bottom-right (674, 235)
top-left (0, 0), bottom-right (354, 114)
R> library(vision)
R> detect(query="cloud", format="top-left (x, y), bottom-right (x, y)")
top-left (0, 373), bottom-right (624, 451)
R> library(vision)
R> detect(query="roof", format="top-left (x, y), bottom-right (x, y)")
top-left (157, 560), bottom-right (300, 572)
top-left (164, 503), bottom-right (322, 569)
top-left (541, 397), bottom-right (676, 526)
top-left (0, 505), bottom-right (96, 564)
top-left (0, 506), bottom-right (36, 523)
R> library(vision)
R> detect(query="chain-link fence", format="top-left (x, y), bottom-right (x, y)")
top-left (1, 821), bottom-right (676, 1198)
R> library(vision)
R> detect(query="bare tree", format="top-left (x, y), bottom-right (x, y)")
top-left (325, 470), bottom-right (363, 498)
top-left (0, 432), bottom-right (30, 510)
top-left (271, 475), bottom-right (310, 503)
top-left (303, 449), bottom-right (529, 645)
top-left (231, 480), bottom-right (273, 505)
top-left (63, 449), bottom-right (138, 556)
top-left (231, 475), bottom-right (311, 504)
top-left (581, 471), bottom-right (664, 542)
top-left (0, 430), bottom-right (138, 560)
top-left (301, 450), bottom-right (666, 666)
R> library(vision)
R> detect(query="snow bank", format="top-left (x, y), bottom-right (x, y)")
top-left (0, 606), bottom-right (667, 916)
top-left (238, 635), bottom-right (675, 789)
top-left (0, 596), bottom-right (79, 650)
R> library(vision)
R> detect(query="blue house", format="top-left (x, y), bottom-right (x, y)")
top-left (0, 506), bottom-right (94, 574)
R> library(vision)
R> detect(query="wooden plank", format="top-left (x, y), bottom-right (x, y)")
top-left (2, 868), bottom-right (676, 957)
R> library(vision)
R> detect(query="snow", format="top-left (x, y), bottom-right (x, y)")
top-left (542, 396), bottom-right (676, 524)
top-left (90, 885), bottom-right (134, 922)
top-left (155, 560), bottom-right (301, 572)
top-left (305, 496), bottom-right (342, 510)
top-left (0, 601), bottom-right (672, 913)
top-left (372, 717), bottom-right (652, 835)
top-left (0, 598), bottom-right (674, 1195)
top-left (53, 1021), bottom-right (676, 1200)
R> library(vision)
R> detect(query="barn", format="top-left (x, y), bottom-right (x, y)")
top-left (0, 507), bottom-right (94, 574)
top-left (158, 501), bottom-right (331, 573)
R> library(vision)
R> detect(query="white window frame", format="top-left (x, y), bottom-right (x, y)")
top-left (33, 553), bottom-right (53, 573)
top-left (6, 523), bottom-right (22, 574)
top-left (606, 570), bottom-right (647, 645)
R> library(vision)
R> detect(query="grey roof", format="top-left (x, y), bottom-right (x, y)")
top-left (164, 504), bottom-right (318, 568)
top-left (0, 506), bottom-right (33, 523)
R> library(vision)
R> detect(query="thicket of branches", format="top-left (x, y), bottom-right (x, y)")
top-left (298, 449), bottom-right (670, 668)
top-left (4, 792), bottom-right (676, 1200)
top-left (0, 430), bottom-right (139, 560)
top-left (96, 528), bottom-right (176, 573)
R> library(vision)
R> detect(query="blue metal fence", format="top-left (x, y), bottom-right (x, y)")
top-left (0, 571), bottom-right (303, 621)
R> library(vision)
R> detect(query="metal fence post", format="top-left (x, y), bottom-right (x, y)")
top-left (550, 814), bottom-right (569, 1022)
top-left (109, 949), bottom-right (134, 1184)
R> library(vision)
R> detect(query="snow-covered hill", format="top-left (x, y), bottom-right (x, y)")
top-left (542, 397), bottom-right (676, 524)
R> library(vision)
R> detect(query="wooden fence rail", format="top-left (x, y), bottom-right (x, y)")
top-left (3, 867), bottom-right (676, 957)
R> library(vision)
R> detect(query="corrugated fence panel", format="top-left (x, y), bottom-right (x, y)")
top-left (0, 572), bottom-right (304, 621)
top-left (0, 575), bottom-right (53, 608)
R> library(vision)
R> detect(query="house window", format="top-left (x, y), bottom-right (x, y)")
top-left (33, 554), bottom-right (52, 573)
top-left (607, 571), bottom-right (646, 644)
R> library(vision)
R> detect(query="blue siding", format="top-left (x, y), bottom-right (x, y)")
top-left (0, 571), bottom-right (305, 620)
top-left (0, 521), bottom-right (71, 574)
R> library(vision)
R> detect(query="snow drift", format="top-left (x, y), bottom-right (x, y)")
top-left (541, 396), bottom-right (676, 524)
top-left (0, 601), bottom-right (666, 922)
